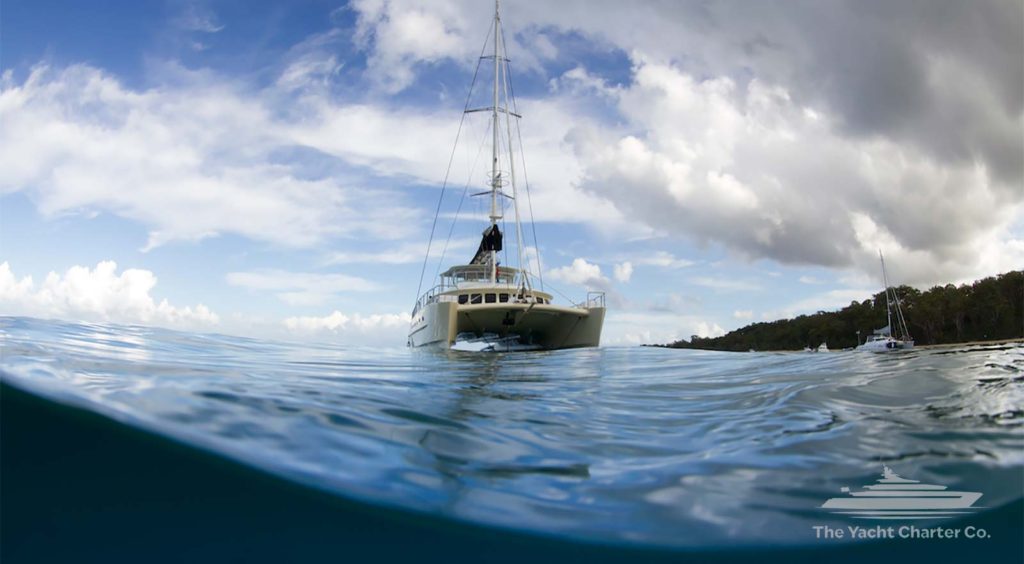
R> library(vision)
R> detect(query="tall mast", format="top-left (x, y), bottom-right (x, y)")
top-left (489, 0), bottom-right (501, 284)
top-left (879, 250), bottom-right (893, 335)
top-left (500, 31), bottom-right (530, 292)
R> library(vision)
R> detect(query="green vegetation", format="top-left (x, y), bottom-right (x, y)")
top-left (665, 270), bottom-right (1024, 351)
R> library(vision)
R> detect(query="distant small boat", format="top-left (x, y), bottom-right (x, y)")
top-left (816, 342), bottom-right (829, 352)
top-left (858, 251), bottom-right (914, 353)
top-left (822, 466), bottom-right (982, 518)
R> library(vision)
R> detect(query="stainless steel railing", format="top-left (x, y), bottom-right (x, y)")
top-left (584, 291), bottom-right (606, 308)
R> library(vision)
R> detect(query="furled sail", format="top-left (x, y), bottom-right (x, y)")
top-left (470, 225), bottom-right (503, 265)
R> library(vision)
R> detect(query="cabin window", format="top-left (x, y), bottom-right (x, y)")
top-left (470, 294), bottom-right (482, 304)
top-left (499, 293), bottom-right (509, 303)
top-left (485, 293), bottom-right (496, 303)
top-left (458, 294), bottom-right (468, 304)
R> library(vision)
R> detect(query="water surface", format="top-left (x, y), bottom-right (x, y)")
top-left (1, 316), bottom-right (1021, 548)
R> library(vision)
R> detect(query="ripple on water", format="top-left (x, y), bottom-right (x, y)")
top-left (1, 316), bottom-right (1021, 547)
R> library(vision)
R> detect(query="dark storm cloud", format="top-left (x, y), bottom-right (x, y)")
top-left (352, 0), bottom-right (1024, 282)
top-left (697, 0), bottom-right (1024, 185)
top-left (543, 0), bottom-right (1023, 280)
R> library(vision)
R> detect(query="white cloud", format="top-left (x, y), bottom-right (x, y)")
top-left (633, 251), bottom-right (695, 269)
top-left (226, 269), bottom-right (379, 307)
top-left (277, 53), bottom-right (343, 93)
top-left (175, 3), bottom-right (224, 33)
top-left (521, 245), bottom-right (545, 278)
top-left (613, 261), bottom-right (633, 283)
top-left (645, 292), bottom-right (699, 314)
top-left (323, 238), bottom-right (477, 266)
top-left (763, 287), bottom-right (876, 320)
top-left (733, 310), bottom-right (753, 320)
top-left (571, 57), bottom-right (1023, 286)
top-left (348, 0), bottom-right (1021, 182)
top-left (0, 64), bottom-right (421, 252)
top-left (0, 261), bottom-right (218, 327)
top-left (0, 51), bottom-right (632, 262)
top-left (3, 2), bottom-right (1019, 349)
top-left (287, 92), bottom-right (628, 229)
top-left (352, 0), bottom-right (471, 93)
top-left (325, 248), bottom-right (423, 266)
top-left (798, 276), bottom-right (824, 285)
top-left (602, 310), bottom-right (725, 346)
top-left (283, 310), bottom-right (412, 346)
top-left (286, 100), bottom-right (464, 182)
top-left (339, 0), bottom-right (1021, 286)
top-left (695, 321), bottom-right (726, 339)
top-left (547, 258), bottom-right (609, 291)
top-left (689, 276), bottom-right (761, 293)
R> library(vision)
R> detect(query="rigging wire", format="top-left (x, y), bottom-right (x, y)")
top-left (492, 119), bottom-right (506, 274)
top-left (542, 278), bottom-right (589, 308)
top-left (497, 23), bottom-right (528, 292)
top-left (499, 29), bottom-right (544, 291)
top-left (434, 122), bottom-right (492, 282)
top-left (413, 25), bottom-right (493, 310)
top-left (501, 194), bottom-right (509, 272)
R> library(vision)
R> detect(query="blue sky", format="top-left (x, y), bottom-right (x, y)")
top-left (1, 0), bottom-right (1021, 345)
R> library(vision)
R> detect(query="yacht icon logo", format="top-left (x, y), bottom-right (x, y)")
top-left (822, 466), bottom-right (983, 519)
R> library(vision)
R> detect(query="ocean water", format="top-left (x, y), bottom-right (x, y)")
top-left (2, 316), bottom-right (1022, 556)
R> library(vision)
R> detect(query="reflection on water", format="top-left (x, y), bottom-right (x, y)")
top-left (1, 316), bottom-right (1021, 547)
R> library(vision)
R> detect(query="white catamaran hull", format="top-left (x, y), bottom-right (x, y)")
top-left (409, 301), bottom-right (605, 350)
top-left (857, 336), bottom-right (915, 353)
top-left (858, 251), bottom-right (915, 353)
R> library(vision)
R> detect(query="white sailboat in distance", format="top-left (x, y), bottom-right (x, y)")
top-left (858, 251), bottom-right (914, 352)
top-left (408, 1), bottom-right (606, 352)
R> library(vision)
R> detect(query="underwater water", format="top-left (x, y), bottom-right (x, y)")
top-left (1, 316), bottom-right (1022, 559)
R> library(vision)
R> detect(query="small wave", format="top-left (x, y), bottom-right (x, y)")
top-left (1, 316), bottom-right (1021, 549)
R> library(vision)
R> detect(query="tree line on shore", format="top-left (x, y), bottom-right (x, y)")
top-left (664, 270), bottom-right (1024, 352)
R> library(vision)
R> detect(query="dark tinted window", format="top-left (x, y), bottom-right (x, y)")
top-left (485, 293), bottom-right (496, 303)
top-left (499, 293), bottom-right (509, 303)
top-left (458, 294), bottom-right (468, 304)
top-left (470, 294), bottom-right (482, 304)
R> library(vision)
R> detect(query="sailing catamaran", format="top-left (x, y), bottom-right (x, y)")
top-left (408, 1), bottom-right (605, 351)
top-left (858, 251), bottom-right (914, 352)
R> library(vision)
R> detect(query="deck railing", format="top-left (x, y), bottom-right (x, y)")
top-left (412, 285), bottom-right (444, 316)
top-left (582, 291), bottom-right (606, 309)
top-left (412, 271), bottom-right (607, 315)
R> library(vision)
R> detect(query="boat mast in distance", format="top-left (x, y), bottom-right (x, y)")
top-left (857, 250), bottom-right (914, 353)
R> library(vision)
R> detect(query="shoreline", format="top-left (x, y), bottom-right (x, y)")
top-left (654, 338), bottom-right (1024, 353)
top-left (916, 338), bottom-right (1024, 349)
